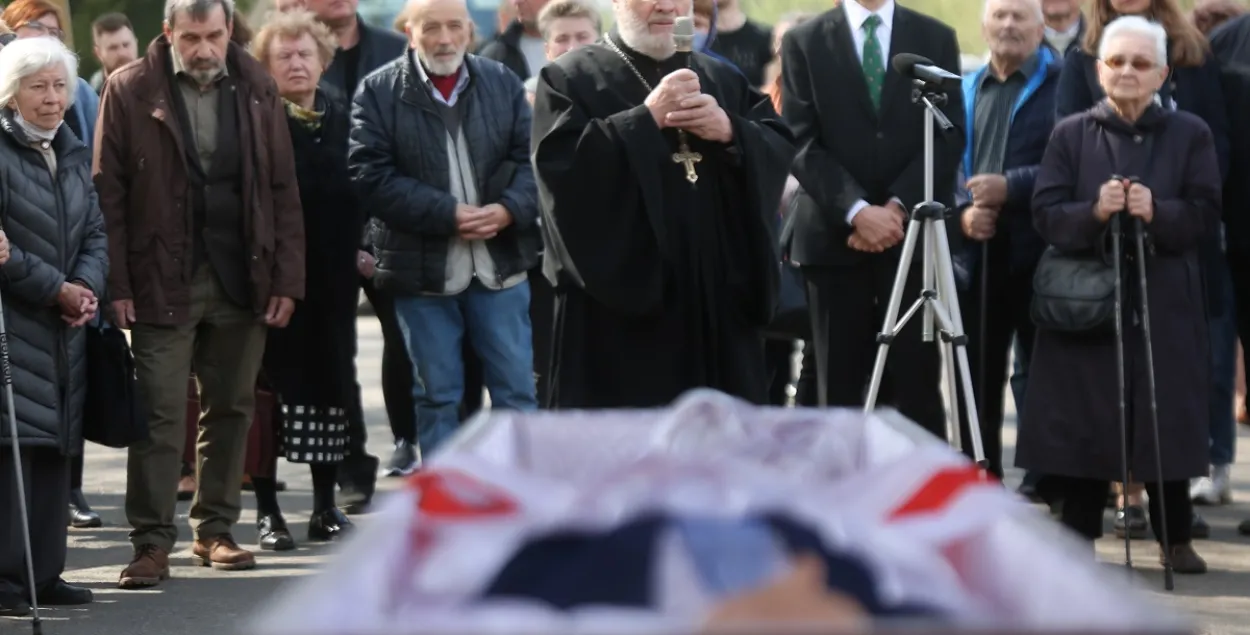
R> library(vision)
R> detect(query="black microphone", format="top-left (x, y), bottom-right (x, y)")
top-left (891, 53), bottom-right (961, 91)
top-left (673, 16), bottom-right (695, 67)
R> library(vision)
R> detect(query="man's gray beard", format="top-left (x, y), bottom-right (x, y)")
top-left (176, 52), bottom-right (223, 87)
top-left (418, 50), bottom-right (465, 76)
top-left (615, 6), bottom-right (675, 60)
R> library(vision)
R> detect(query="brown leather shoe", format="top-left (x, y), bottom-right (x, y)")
top-left (191, 534), bottom-right (256, 571)
top-left (119, 544), bottom-right (171, 589)
top-left (1162, 543), bottom-right (1208, 575)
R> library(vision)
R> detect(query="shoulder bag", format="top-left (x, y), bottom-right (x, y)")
top-left (1030, 130), bottom-right (1154, 335)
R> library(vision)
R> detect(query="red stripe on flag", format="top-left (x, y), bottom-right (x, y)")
top-left (406, 469), bottom-right (519, 518)
top-left (888, 465), bottom-right (995, 520)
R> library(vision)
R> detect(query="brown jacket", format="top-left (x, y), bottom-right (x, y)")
top-left (93, 36), bottom-right (305, 326)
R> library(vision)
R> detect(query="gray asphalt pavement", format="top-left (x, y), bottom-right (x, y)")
top-left (2, 317), bottom-right (1248, 634)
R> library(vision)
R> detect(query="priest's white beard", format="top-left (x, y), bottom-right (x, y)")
top-left (615, 5), bottom-right (676, 60)
top-left (418, 46), bottom-right (466, 76)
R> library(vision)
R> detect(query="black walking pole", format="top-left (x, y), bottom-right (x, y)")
top-left (1132, 211), bottom-right (1174, 591)
top-left (1109, 204), bottom-right (1133, 575)
top-left (978, 243), bottom-right (988, 445)
top-left (0, 283), bottom-right (44, 634)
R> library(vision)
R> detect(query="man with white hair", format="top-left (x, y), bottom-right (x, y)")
top-left (952, 0), bottom-right (1059, 480)
top-left (95, 0), bottom-right (305, 587)
top-left (349, 0), bottom-right (540, 456)
top-left (531, 0), bottom-right (794, 407)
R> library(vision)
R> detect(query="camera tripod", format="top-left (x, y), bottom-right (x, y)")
top-left (862, 81), bottom-right (987, 469)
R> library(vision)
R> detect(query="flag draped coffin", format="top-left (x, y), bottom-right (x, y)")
top-left (252, 389), bottom-right (1189, 634)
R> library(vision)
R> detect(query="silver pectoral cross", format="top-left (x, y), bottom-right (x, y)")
top-left (672, 134), bottom-right (702, 185)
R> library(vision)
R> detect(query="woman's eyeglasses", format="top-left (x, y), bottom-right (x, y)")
top-left (19, 22), bottom-right (64, 40)
top-left (1102, 56), bottom-right (1156, 72)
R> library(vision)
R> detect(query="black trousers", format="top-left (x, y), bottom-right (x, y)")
top-left (70, 453), bottom-right (82, 490)
top-left (1048, 475), bottom-right (1191, 544)
top-left (530, 269), bottom-right (555, 408)
top-left (953, 251), bottom-right (1036, 480)
top-left (803, 263), bottom-right (945, 438)
top-left (0, 447), bottom-right (69, 597)
top-left (763, 339), bottom-right (794, 406)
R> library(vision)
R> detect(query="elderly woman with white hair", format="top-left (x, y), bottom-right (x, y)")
top-left (1019, 16), bottom-right (1219, 573)
top-left (0, 36), bottom-right (108, 616)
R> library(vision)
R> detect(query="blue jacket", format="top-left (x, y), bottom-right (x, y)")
top-left (67, 77), bottom-right (98, 151)
top-left (953, 46), bottom-right (1061, 290)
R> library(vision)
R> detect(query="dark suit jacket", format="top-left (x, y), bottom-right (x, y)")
top-left (780, 4), bottom-right (965, 268)
top-left (321, 16), bottom-right (408, 101)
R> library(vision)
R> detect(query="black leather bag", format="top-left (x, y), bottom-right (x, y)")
top-left (1030, 244), bottom-right (1117, 334)
top-left (765, 182), bottom-right (811, 340)
top-left (82, 323), bottom-right (149, 448)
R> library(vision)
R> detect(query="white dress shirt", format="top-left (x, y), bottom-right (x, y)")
top-left (841, 0), bottom-right (901, 224)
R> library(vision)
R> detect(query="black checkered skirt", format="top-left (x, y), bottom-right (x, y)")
top-left (280, 403), bottom-right (349, 464)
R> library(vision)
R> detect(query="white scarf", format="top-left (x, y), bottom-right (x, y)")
top-left (12, 108), bottom-right (59, 142)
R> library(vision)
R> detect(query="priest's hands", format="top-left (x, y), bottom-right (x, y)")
top-left (645, 69), bottom-right (700, 129)
top-left (456, 203), bottom-right (513, 240)
top-left (668, 94), bottom-right (733, 143)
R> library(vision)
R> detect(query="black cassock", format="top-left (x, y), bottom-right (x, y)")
top-left (532, 33), bottom-right (795, 409)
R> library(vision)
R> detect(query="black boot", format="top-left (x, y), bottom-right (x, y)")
top-left (258, 514), bottom-right (296, 551)
top-left (337, 455), bottom-right (378, 515)
top-left (69, 489), bottom-right (102, 529)
top-left (36, 579), bottom-right (93, 605)
top-left (308, 508), bottom-right (354, 541)
top-left (0, 591), bottom-right (30, 617)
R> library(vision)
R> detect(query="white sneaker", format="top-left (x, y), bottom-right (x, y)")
top-left (1191, 465), bottom-right (1233, 506)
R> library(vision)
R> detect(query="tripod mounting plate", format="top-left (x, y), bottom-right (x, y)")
top-left (910, 201), bottom-right (950, 222)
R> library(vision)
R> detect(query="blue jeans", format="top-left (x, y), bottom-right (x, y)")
top-left (394, 280), bottom-right (538, 458)
top-left (1207, 246), bottom-right (1237, 466)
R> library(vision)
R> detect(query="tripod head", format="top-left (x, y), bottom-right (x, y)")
top-left (909, 80), bottom-right (955, 132)
top-left (909, 201), bottom-right (951, 222)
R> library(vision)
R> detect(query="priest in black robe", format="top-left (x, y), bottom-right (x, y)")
top-left (532, 0), bottom-right (795, 409)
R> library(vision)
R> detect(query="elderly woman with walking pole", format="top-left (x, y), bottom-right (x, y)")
top-left (0, 36), bottom-right (109, 617)
top-left (1021, 15), bottom-right (1219, 579)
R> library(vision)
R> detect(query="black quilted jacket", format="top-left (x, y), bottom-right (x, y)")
top-left (347, 53), bottom-right (540, 296)
top-left (0, 109), bottom-right (109, 454)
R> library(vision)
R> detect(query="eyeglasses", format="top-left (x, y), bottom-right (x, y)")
top-left (19, 22), bottom-right (64, 40)
top-left (1102, 55), bottom-right (1156, 71)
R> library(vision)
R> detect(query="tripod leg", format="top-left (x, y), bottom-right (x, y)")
top-left (1134, 217), bottom-right (1173, 591)
top-left (943, 336), bottom-right (962, 451)
top-left (865, 217), bottom-right (926, 413)
top-left (931, 221), bottom-right (986, 468)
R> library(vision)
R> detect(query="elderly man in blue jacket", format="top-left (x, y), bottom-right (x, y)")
top-left (950, 0), bottom-right (1059, 482)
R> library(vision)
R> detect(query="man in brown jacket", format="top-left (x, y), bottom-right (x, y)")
top-left (93, 0), bottom-right (305, 587)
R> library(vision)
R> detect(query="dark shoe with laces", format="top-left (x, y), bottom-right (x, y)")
top-left (0, 592), bottom-right (30, 617)
top-left (35, 579), bottom-right (93, 605)
top-left (1113, 505), bottom-right (1149, 539)
top-left (308, 508), bottom-right (354, 542)
top-left (69, 489), bottom-right (102, 529)
top-left (1162, 543), bottom-right (1208, 574)
top-left (118, 544), bottom-right (170, 589)
top-left (258, 514), bottom-right (296, 551)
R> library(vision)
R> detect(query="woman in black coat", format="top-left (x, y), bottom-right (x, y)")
top-left (1053, 0), bottom-right (1230, 540)
top-left (1022, 16), bottom-right (1220, 574)
top-left (248, 11), bottom-right (361, 549)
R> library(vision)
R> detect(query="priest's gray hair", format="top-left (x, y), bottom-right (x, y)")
top-left (1098, 16), bottom-right (1168, 66)
top-left (0, 37), bottom-right (77, 109)
top-left (982, 0), bottom-right (1043, 24)
top-left (165, 0), bottom-right (235, 28)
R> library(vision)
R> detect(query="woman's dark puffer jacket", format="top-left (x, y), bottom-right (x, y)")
top-left (0, 109), bottom-right (109, 455)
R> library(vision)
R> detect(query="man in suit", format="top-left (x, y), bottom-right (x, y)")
top-left (781, 0), bottom-right (964, 438)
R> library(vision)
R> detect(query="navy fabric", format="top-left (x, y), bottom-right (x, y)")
top-left (479, 512), bottom-right (942, 617)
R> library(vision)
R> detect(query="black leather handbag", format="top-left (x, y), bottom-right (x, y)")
top-left (82, 322), bottom-right (149, 448)
top-left (765, 181), bottom-right (811, 340)
top-left (1030, 243), bottom-right (1117, 334)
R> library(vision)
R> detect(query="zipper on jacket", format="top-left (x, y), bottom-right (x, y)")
top-left (52, 158), bottom-right (72, 455)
